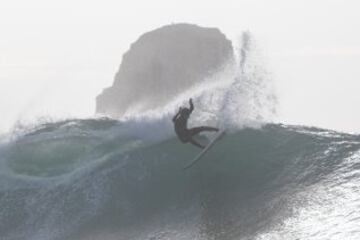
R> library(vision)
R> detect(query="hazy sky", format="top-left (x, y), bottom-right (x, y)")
top-left (1, 0), bottom-right (360, 133)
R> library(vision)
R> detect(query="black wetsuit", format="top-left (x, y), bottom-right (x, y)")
top-left (172, 99), bottom-right (218, 149)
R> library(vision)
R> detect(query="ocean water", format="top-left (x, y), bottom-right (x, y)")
top-left (0, 119), bottom-right (359, 240)
top-left (1, 32), bottom-right (359, 240)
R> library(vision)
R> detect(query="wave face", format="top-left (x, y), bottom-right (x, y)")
top-left (0, 119), bottom-right (360, 240)
top-left (1, 32), bottom-right (359, 240)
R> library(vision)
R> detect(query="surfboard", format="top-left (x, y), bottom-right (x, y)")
top-left (183, 130), bottom-right (226, 170)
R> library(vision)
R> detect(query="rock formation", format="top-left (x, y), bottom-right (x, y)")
top-left (96, 23), bottom-right (234, 117)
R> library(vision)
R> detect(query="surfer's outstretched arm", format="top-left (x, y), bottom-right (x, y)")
top-left (189, 138), bottom-right (205, 149)
top-left (189, 98), bottom-right (194, 113)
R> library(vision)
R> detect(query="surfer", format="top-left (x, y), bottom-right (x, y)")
top-left (172, 98), bottom-right (219, 149)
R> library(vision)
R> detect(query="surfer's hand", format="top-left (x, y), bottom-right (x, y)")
top-left (189, 98), bottom-right (194, 112)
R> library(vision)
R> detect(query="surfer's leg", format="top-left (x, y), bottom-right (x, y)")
top-left (189, 126), bottom-right (219, 136)
top-left (189, 138), bottom-right (205, 149)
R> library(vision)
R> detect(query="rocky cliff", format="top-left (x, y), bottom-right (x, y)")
top-left (96, 23), bottom-right (234, 117)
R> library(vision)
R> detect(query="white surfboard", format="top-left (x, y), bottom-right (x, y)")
top-left (183, 130), bottom-right (226, 170)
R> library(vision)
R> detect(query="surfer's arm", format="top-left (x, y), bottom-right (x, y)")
top-left (189, 98), bottom-right (194, 113)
